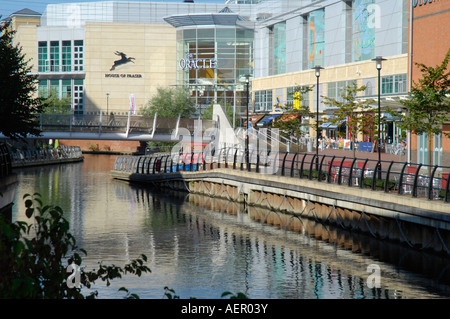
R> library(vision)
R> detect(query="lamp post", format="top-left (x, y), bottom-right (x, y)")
top-left (314, 66), bottom-right (324, 170)
top-left (106, 93), bottom-right (110, 124)
top-left (245, 74), bottom-right (250, 170)
top-left (372, 56), bottom-right (386, 179)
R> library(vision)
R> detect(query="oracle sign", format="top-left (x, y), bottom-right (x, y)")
top-left (413, 0), bottom-right (440, 8)
top-left (179, 53), bottom-right (217, 70)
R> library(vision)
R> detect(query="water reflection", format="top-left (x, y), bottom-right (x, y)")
top-left (11, 155), bottom-right (450, 299)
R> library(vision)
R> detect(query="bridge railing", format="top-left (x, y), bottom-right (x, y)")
top-left (113, 146), bottom-right (450, 204)
top-left (36, 113), bottom-right (216, 136)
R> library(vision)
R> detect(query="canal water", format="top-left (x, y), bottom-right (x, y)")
top-left (11, 154), bottom-right (450, 299)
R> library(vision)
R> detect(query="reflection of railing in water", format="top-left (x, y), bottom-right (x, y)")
top-left (128, 186), bottom-right (450, 297)
top-left (187, 192), bottom-right (450, 290)
top-left (113, 146), bottom-right (450, 203)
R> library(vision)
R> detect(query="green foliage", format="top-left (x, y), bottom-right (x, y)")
top-left (387, 49), bottom-right (450, 167)
top-left (40, 89), bottom-right (72, 114)
top-left (322, 82), bottom-right (377, 156)
top-left (141, 86), bottom-right (196, 118)
top-left (272, 86), bottom-right (313, 140)
top-left (0, 19), bottom-right (43, 139)
top-left (0, 193), bottom-right (150, 299)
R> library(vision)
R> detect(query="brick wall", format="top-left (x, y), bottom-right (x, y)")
top-left (409, 0), bottom-right (450, 165)
top-left (59, 139), bottom-right (143, 154)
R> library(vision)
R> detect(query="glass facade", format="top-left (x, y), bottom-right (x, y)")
top-left (176, 25), bottom-right (254, 117)
top-left (308, 9), bottom-right (325, 69)
top-left (37, 39), bottom-right (85, 113)
top-left (352, 0), bottom-right (375, 62)
top-left (37, 79), bottom-right (84, 114)
top-left (272, 22), bottom-right (286, 75)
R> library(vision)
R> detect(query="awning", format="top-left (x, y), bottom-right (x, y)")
top-left (257, 114), bottom-right (281, 127)
top-left (320, 115), bottom-right (344, 129)
top-left (320, 123), bottom-right (338, 129)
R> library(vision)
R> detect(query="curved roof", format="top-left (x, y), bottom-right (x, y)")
top-left (164, 13), bottom-right (246, 28)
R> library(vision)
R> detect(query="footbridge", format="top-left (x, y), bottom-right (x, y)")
top-left (111, 146), bottom-right (450, 255)
top-left (4, 112), bottom-right (217, 142)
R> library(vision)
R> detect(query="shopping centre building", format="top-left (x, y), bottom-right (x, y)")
top-left (4, 0), bottom-right (450, 163)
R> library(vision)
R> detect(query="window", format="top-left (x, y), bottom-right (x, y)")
top-left (327, 80), bottom-right (357, 102)
top-left (38, 42), bottom-right (48, 72)
top-left (74, 40), bottom-right (84, 71)
top-left (394, 74), bottom-right (407, 93)
top-left (272, 22), bottom-right (286, 75)
top-left (382, 74), bottom-right (407, 94)
top-left (50, 41), bottom-right (60, 72)
top-left (62, 41), bottom-right (71, 72)
top-left (38, 79), bottom-right (48, 98)
top-left (255, 90), bottom-right (273, 112)
top-left (381, 76), bottom-right (393, 94)
top-left (417, 133), bottom-right (428, 165)
top-left (287, 86), bottom-right (309, 109)
top-left (73, 79), bottom-right (84, 114)
top-left (49, 80), bottom-right (59, 97)
top-left (434, 133), bottom-right (442, 166)
top-left (62, 79), bottom-right (72, 98)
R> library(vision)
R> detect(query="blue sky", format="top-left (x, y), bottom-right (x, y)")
top-left (0, 0), bottom-right (225, 19)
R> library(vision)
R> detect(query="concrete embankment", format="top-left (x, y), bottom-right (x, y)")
top-left (111, 168), bottom-right (450, 255)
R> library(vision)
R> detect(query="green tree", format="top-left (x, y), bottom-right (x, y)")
top-left (272, 86), bottom-right (313, 151)
top-left (322, 82), bottom-right (377, 157)
top-left (388, 49), bottom-right (450, 168)
top-left (0, 19), bottom-right (42, 139)
top-left (40, 89), bottom-right (72, 114)
top-left (0, 193), bottom-right (150, 299)
top-left (141, 86), bottom-right (196, 118)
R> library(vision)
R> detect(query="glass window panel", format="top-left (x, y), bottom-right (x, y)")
top-left (382, 76), bottom-right (393, 94)
top-left (273, 22), bottom-right (286, 75)
top-left (395, 74), bottom-right (407, 93)
top-left (183, 29), bottom-right (196, 39)
top-left (197, 29), bottom-right (214, 39)
top-left (38, 80), bottom-right (48, 97)
top-left (38, 41), bottom-right (48, 72)
top-left (216, 28), bottom-right (235, 39)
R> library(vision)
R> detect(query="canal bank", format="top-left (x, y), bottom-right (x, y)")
top-left (111, 167), bottom-right (450, 255)
top-left (8, 154), bottom-right (450, 298)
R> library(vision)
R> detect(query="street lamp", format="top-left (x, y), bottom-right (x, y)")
top-left (245, 74), bottom-right (250, 170)
top-left (372, 56), bottom-right (386, 178)
top-left (313, 66), bottom-right (324, 170)
top-left (106, 93), bottom-right (110, 124)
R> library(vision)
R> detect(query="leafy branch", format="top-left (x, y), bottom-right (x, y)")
top-left (0, 193), bottom-right (150, 299)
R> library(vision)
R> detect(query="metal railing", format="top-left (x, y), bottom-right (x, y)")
top-left (113, 146), bottom-right (450, 203)
top-left (0, 143), bottom-right (12, 178)
top-left (36, 113), bottom-right (215, 137)
top-left (9, 145), bottom-right (83, 164)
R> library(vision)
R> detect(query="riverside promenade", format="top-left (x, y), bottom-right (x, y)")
top-left (111, 145), bottom-right (450, 255)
